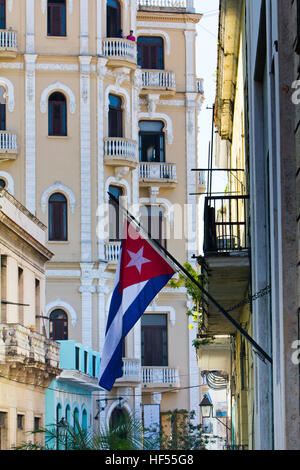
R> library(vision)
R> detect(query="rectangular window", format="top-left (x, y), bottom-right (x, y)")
top-left (137, 37), bottom-right (164, 70)
top-left (92, 355), bottom-right (96, 377)
top-left (17, 414), bottom-right (24, 430)
top-left (48, 1), bottom-right (66, 37)
top-left (0, 0), bottom-right (5, 30)
top-left (140, 205), bottom-right (166, 248)
top-left (295, 0), bottom-right (300, 54)
top-left (84, 351), bottom-right (88, 374)
top-left (141, 314), bottom-right (168, 366)
top-left (75, 346), bottom-right (80, 370)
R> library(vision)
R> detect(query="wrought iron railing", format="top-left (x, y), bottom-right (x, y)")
top-left (203, 195), bottom-right (249, 254)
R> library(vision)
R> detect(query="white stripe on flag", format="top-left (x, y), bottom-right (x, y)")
top-left (99, 280), bottom-right (148, 376)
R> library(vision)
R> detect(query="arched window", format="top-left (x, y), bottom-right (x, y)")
top-left (48, 192), bottom-right (67, 241)
top-left (110, 407), bottom-right (128, 430)
top-left (0, 178), bottom-right (6, 189)
top-left (49, 309), bottom-right (68, 340)
top-left (48, 92), bottom-right (67, 136)
top-left (0, 0), bottom-right (6, 30)
top-left (48, 0), bottom-right (66, 37)
top-left (107, 0), bottom-right (121, 38)
top-left (109, 185), bottom-right (123, 241)
top-left (139, 121), bottom-right (165, 163)
top-left (137, 37), bottom-right (164, 70)
top-left (65, 405), bottom-right (71, 424)
top-left (82, 409), bottom-right (87, 430)
top-left (0, 86), bottom-right (6, 131)
top-left (73, 407), bottom-right (79, 431)
top-left (108, 94), bottom-right (123, 138)
top-left (56, 404), bottom-right (62, 424)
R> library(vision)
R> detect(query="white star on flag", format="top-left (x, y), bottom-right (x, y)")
top-left (126, 247), bottom-right (151, 274)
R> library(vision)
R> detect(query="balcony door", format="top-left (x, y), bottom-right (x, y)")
top-left (107, 0), bottom-right (121, 38)
top-left (109, 185), bottom-right (123, 241)
top-left (108, 94), bottom-right (123, 138)
top-left (0, 86), bottom-right (6, 131)
top-left (47, 0), bottom-right (66, 37)
top-left (139, 120), bottom-right (165, 163)
top-left (140, 205), bottom-right (166, 248)
top-left (141, 314), bottom-right (168, 366)
top-left (0, 0), bottom-right (5, 30)
top-left (137, 36), bottom-right (164, 70)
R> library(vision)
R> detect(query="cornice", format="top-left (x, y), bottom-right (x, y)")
top-left (137, 11), bottom-right (201, 24)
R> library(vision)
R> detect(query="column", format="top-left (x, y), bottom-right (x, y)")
top-left (97, 58), bottom-right (108, 262)
top-left (80, 0), bottom-right (89, 55)
top-left (79, 264), bottom-right (95, 348)
top-left (25, 53), bottom-right (37, 214)
top-left (26, 0), bottom-right (35, 53)
top-left (79, 56), bottom-right (92, 262)
top-left (96, 0), bottom-right (105, 56)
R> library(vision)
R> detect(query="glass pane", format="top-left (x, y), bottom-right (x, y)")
top-left (141, 314), bottom-right (167, 326)
top-left (49, 193), bottom-right (66, 202)
top-left (139, 120), bottom-right (164, 132)
top-left (109, 94), bottom-right (122, 108)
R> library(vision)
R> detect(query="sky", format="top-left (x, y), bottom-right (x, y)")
top-left (194, 0), bottom-right (220, 253)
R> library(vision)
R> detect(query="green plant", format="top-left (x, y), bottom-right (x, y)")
top-left (13, 415), bottom-right (155, 451)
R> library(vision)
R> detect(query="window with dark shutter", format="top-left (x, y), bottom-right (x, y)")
top-left (0, 0), bottom-right (5, 30)
top-left (108, 94), bottom-right (123, 137)
top-left (0, 86), bottom-right (6, 131)
top-left (141, 314), bottom-right (168, 366)
top-left (48, 92), bottom-right (67, 136)
top-left (107, 0), bottom-right (121, 38)
top-left (49, 309), bottom-right (68, 340)
top-left (109, 185), bottom-right (123, 241)
top-left (140, 205), bottom-right (166, 249)
top-left (48, 192), bottom-right (68, 241)
top-left (139, 120), bottom-right (165, 163)
top-left (137, 37), bottom-right (164, 70)
top-left (47, 0), bottom-right (66, 37)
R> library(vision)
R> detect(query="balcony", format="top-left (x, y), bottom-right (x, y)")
top-left (104, 138), bottom-right (138, 168)
top-left (142, 366), bottom-right (180, 388)
top-left (139, 162), bottom-right (177, 187)
top-left (102, 38), bottom-right (137, 69)
top-left (0, 30), bottom-right (18, 58)
top-left (201, 195), bottom-right (250, 336)
top-left (0, 323), bottom-right (60, 370)
top-left (116, 358), bottom-right (141, 384)
top-left (105, 241), bottom-right (121, 267)
top-left (0, 132), bottom-right (18, 160)
top-left (140, 70), bottom-right (176, 95)
top-left (138, 0), bottom-right (188, 10)
top-left (196, 336), bottom-right (231, 375)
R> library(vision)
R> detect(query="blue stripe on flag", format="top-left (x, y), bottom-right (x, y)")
top-left (99, 273), bottom-right (173, 391)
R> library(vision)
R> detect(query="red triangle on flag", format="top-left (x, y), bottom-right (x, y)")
top-left (119, 221), bottom-right (175, 292)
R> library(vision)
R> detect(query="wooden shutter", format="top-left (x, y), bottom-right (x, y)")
top-left (0, 104), bottom-right (5, 131)
top-left (48, 2), bottom-right (66, 36)
top-left (0, 0), bottom-right (5, 30)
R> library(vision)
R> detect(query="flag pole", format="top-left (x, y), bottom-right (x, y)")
top-left (108, 193), bottom-right (272, 365)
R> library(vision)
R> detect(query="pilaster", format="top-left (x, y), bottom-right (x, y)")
top-left (25, 54), bottom-right (37, 214)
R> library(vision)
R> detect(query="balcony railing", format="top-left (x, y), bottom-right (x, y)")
top-left (138, 0), bottom-right (186, 7)
top-left (104, 137), bottom-right (137, 164)
top-left (115, 358), bottom-right (141, 383)
top-left (204, 195), bottom-right (249, 254)
top-left (0, 323), bottom-right (60, 369)
top-left (142, 366), bottom-right (180, 386)
top-left (0, 132), bottom-right (18, 157)
top-left (141, 70), bottom-right (176, 90)
top-left (102, 38), bottom-right (137, 63)
top-left (139, 162), bottom-right (177, 182)
top-left (0, 30), bottom-right (17, 51)
top-left (105, 241), bottom-right (121, 263)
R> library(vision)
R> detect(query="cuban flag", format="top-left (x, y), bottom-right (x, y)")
top-left (98, 219), bottom-right (176, 391)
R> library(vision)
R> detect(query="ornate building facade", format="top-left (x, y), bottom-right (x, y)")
top-left (0, 0), bottom-right (204, 431)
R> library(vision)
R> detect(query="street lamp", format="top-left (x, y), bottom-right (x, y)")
top-left (199, 394), bottom-right (213, 419)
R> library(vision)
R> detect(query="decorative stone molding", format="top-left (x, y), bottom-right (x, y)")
top-left (104, 84), bottom-right (131, 123)
top-left (41, 182), bottom-right (76, 214)
top-left (36, 64), bottom-right (79, 72)
top-left (139, 196), bottom-right (174, 223)
top-left (146, 94), bottom-right (160, 116)
top-left (8, 0), bottom-right (13, 12)
top-left (138, 112), bottom-right (173, 144)
top-left (148, 186), bottom-right (159, 204)
top-left (40, 81), bottom-right (76, 114)
top-left (105, 177), bottom-right (131, 204)
top-left (145, 303), bottom-right (176, 326)
top-left (0, 77), bottom-right (15, 112)
top-left (46, 299), bottom-right (78, 327)
top-left (25, 54), bottom-right (37, 215)
top-left (136, 30), bottom-right (170, 55)
top-left (0, 171), bottom-right (14, 195)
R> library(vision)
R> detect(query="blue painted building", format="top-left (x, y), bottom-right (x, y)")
top-left (45, 340), bottom-right (101, 448)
